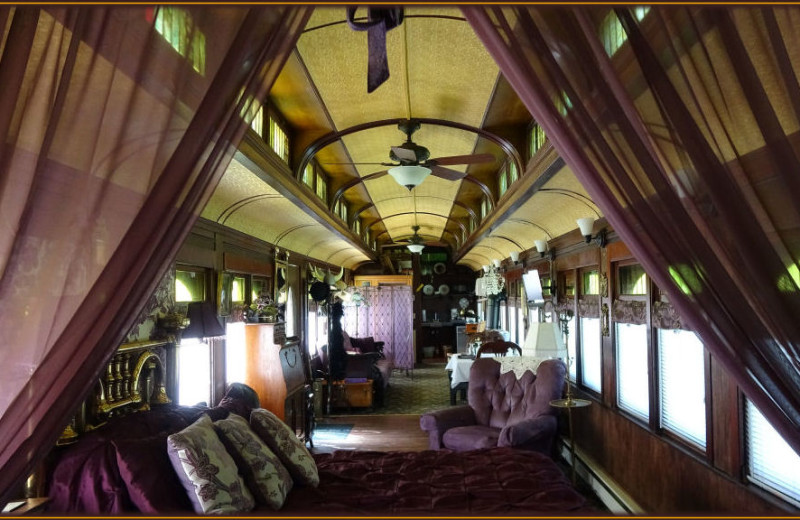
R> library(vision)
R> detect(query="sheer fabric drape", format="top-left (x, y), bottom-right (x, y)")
top-left (342, 286), bottom-right (414, 370)
top-left (464, 6), bottom-right (800, 454)
top-left (0, 5), bottom-right (311, 503)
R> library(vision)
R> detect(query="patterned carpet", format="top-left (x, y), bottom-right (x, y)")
top-left (329, 360), bottom-right (459, 416)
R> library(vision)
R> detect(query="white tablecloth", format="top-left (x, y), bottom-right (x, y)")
top-left (445, 354), bottom-right (474, 388)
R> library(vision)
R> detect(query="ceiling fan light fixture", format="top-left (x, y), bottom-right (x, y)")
top-left (388, 165), bottom-right (431, 190)
top-left (407, 243), bottom-right (425, 254)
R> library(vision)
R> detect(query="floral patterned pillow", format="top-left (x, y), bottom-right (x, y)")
top-left (213, 413), bottom-right (293, 509)
top-left (249, 408), bottom-right (319, 487)
top-left (166, 414), bottom-right (255, 514)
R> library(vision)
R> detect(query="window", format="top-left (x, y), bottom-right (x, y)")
top-left (508, 161), bottom-right (519, 184)
top-left (250, 106), bottom-right (264, 136)
top-left (599, 7), bottom-right (650, 57)
top-left (583, 270), bottom-right (599, 294)
top-left (315, 171), bottom-right (327, 203)
top-left (251, 275), bottom-right (269, 301)
top-left (177, 337), bottom-right (211, 406)
top-left (175, 268), bottom-right (205, 302)
top-left (565, 317), bottom-right (577, 381)
top-left (499, 166), bottom-right (508, 197)
top-left (269, 115), bottom-right (289, 163)
top-left (619, 264), bottom-right (647, 295)
top-left (580, 317), bottom-right (601, 392)
top-left (225, 321), bottom-right (246, 384)
top-left (302, 163), bottom-right (314, 188)
top-left (529, 122), bottom-right (546, 159)
top-left (745, 398), bottom-right (800, 506)
top-left (658, 328), bottom-right (706, 448)
top-left (480, 197), bottom-right (488, 220)
top-left (153, 7), bottom-right (206, 75)
top-left (231, 275), bottom-right (246, 304)
top-left (616, 322), bottom-right (649, 420)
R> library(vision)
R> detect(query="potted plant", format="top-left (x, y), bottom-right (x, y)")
top-left (247, 294), bottom-right (279, 323)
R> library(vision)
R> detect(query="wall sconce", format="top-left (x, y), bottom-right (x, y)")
top-left (509, 251), bottom-right (520, 263)
top-left (492, 258), bottom-right (502, 269)
top-left (482, 264), bottom-right (490, 273)
top-left (576, 217), bottom-right (607, 248)
top-left (534, 239), bottom-right (555, 260)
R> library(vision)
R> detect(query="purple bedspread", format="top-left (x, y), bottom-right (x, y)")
top-left (284, 448), bottom-right (591, 516)
top-left (46, 406), bottom-right (592, 516)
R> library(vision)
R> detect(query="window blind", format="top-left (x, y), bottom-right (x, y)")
top-left (745, 399), bottom-right (800, 505)
top-left (616, 322), bottom-right (649, 420)
top-left (580, 317), bottom-right (601, 392)
top-left (658, 329), bottom-right (705, 448)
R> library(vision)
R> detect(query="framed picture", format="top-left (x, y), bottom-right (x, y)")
top-left (217, 272), bottom-right (233, 317)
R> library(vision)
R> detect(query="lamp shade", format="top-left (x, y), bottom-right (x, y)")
top-left (534, 239), bottom-right (548, 253)
top-left (509, 250), bottom-right (520, 262)
top-left (576, 217), bottom-right (595, 237)
top-left (183, 301), bottom-right (226, 339)
top-left (407, 243), bottom-right (425, 254)
top-left (492, 259), bottom-right (501, 268)
top-left (522, 322), bottom-right (567, 359)
top-left (388, 165), bottom-right (431, 190)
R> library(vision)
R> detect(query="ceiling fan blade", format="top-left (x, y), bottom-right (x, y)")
top-left (365, 170), bottom-right (390, 180)
top-left (429, 153), bottom-right (494, 166)
top-left (391, 146), bottom-right (417, 162)
top-left (430, 165), bottom-right (467, 181)
top-left (320, 161), bottom-right (388, 165)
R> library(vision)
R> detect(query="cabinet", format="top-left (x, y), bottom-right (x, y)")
top-left (243, 323), bottom-right (310, 441)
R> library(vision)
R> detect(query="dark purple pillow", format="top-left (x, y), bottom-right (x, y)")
top-left (114, 435), bottom-right (193, 514)
top-left (350, 336), bottom-right (376, 354)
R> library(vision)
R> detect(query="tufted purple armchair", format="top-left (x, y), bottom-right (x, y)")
top-left (420, 358), bottom-right (566, 454)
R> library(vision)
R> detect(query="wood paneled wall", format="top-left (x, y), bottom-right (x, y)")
top-left (550, 235), bottom-right (797, 515)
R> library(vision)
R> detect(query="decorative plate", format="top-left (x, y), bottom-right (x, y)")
top-left (459, 297), bottom-right (469, 309)
top-left (433, 262), bottom-right (446, 275)
top-left (423, 284), bottom-right (435, 296)
top-left (438, 284), bottom-right (450, 295)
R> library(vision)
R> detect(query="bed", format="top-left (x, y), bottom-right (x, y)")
top-left (44, 399), bottom-right (594, 517)
top-left (46, 354), bottom-right (596, 517)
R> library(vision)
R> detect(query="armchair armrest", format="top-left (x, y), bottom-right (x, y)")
top-left (419, 405), bottom-right (476, 450)
top-left (374, 341), bottom-right (385, 357)
top-left (498, 415), bottom-right (557, 450)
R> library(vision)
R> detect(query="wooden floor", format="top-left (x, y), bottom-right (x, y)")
top-left (310, 414), bottom-right (429, 453)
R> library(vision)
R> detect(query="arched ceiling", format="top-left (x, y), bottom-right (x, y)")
top-left (205, 5), bottom-right (604, 271)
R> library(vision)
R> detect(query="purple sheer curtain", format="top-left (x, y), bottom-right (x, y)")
top-left (464, 6), bottom-right (800, 455)
top-left (0, 5), bottom-right (311, 503)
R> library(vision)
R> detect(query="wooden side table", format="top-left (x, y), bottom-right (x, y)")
top-left (550, 397), bottom-right (592, 485)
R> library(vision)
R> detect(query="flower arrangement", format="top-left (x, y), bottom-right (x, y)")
top-left (248, 293), bottom-right (278, 322)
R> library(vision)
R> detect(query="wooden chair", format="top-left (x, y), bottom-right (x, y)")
top-left (476, 340), bottom-right (522, 357)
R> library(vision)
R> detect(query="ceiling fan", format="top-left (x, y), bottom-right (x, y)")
top-left (331, 120), bottom-right (495, 190)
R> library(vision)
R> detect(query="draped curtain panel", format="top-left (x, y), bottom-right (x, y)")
top-left (0, 5), bottom-right (311, 504)
top-left (464, 6), bottom-right (800, 455)
top-left (342, 286), bottom-right (414, 370)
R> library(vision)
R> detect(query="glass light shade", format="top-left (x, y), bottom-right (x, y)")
top-left (388, 165), bottom-right (432, 189)
top-left (577, 217), bottom-right (595, 237)
top-left (482, 265), bottom-right (490, 273)
top-left (407, 243), bottom-right (425, 254)
top-left (523, 322), bottom-right (567, 359)
top-left (492, 259), bottom-right (501, 268)
top-left (509, 251), bottom-right (520, 262)
top-left (534, 239), bottom-right (548, 253)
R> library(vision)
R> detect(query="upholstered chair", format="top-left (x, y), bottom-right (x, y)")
top-left (419, 358), bottom-right (566, 454)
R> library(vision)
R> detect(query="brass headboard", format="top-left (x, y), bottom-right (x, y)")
top-left (59, 338), bottom-right (174, 445)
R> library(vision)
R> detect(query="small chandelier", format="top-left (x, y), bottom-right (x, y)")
top-left (483, 263), bottom-right (505, 296)
top-left (407, 225), bottom-right (425, 254)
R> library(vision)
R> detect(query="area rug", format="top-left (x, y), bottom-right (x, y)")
top-left (330, 361), bottom-right (456, 416)
top-left (312, 423), bottom-right (354, 442)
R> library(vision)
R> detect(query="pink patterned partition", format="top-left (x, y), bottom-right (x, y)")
top-left (342, 286), bottom-right (414, 370)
